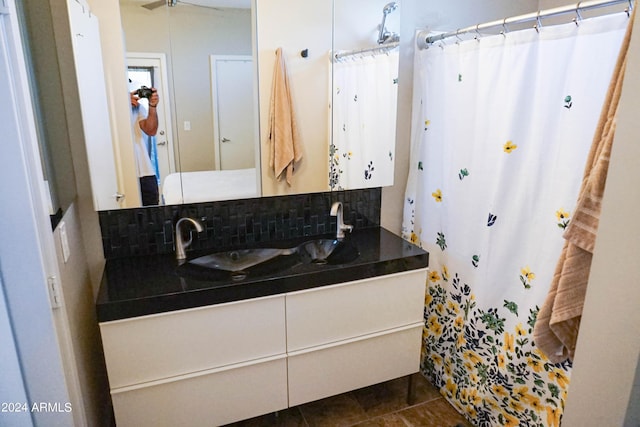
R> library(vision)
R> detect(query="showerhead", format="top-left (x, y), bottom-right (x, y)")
top-left (383, 2), bottom-right (398, 16)
top-left (378, 2), bottom-right (399, 44)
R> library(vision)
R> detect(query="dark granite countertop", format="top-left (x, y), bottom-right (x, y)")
top-left (96, 227), bottom-right (428, 322)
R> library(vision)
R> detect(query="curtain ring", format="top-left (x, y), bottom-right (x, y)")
top-left (455, 29), bottom-right (463, 44)
top-left (500, 18), bottom-right (508, 37)
top-left (535, 11), bottom-right (543, 32)
top-left (575, 1), bottom-right (583, 23)
top-left (474, 24), bottom-right (482, 42)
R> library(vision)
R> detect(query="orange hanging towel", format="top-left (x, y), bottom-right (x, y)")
top-left (268, 47), bottom-right (302, 185)
top-left (533, 6), bottom-right (635, 363)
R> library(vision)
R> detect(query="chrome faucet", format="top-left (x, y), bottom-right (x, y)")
top-left (330, 202), bottom-right (354, 240)
top-left (175, 217), bottom-right (204, 261)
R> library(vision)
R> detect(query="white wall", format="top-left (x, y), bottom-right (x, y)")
top-left (53, 205), bottom-right (111, 426)
top-left (86, 0), bottom-right (141, 209)
top-left (256, 0), bottom-right (332, 196)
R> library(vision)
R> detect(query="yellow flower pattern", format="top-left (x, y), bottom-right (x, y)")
top-left (520, 266), bottom-right (536, 289)
top-left (421, 270), bottom-right (571, 426)
top-left (556, 208), bottom-right (571, 229)
top-left (403, 81), bottom-right (578, 427)
top-left (442, 265), bottom-right (450, 281)
top-left (504, 140), bottom-right (518, 153)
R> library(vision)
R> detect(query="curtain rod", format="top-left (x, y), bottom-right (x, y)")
top-left (333, 42), bottom-right (399, 62)
top-left (418, 0), bottom-right (633, 48)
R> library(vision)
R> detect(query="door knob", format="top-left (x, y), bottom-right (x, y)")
top-left (159, 130), bottom-right (165, 135)
top-left (157, 140), bottom-right (166, 146)
top-left (221, 137), bottom-right (231, 143)
top-left (112, 193), bottom-right (125, 202)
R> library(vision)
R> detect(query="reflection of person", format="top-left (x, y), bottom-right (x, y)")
top-left (130, 84), bottom-right (160, 206)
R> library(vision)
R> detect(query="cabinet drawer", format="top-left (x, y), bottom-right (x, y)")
top-left (100, 295), bottom-right (285, 388)
top-left (286, 269), bottom-right (427, 352)
top-left (287, 324), bottom-right (423, 407)
top-left (111, 355), bottom-right (288, 427)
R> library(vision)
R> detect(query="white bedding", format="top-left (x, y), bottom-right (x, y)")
top-left (162, 168), bottom-right (258, 204)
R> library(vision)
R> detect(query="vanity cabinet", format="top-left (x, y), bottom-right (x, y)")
top-left (99, 268), bottom-right (427, 426)
top-left (100, 295), bottom-right (288, 427)
top-left (286, 269), bottom-right (426, 406)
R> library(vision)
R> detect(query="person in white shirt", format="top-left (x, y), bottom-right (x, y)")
top-left (130, 84), bottom-right (160, 206)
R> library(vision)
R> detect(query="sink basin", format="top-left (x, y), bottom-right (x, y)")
top-left (181, 238), bottom-right (359, 282)
top-left (298, 239), bottom-right (340, 264)
top-left (298, 238), bottom-right (359, 265)
top-left (189, 247), bottom-right (296, 272)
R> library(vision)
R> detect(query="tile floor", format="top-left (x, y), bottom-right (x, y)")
top-left (224, 373), bottom-right (475, 427)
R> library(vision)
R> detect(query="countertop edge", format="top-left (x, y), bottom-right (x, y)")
top-left (97, 228), bottom-right (429, 322)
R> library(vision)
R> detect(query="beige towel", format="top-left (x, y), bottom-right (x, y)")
top-left (268, 48), bottom-right (302, 185)
top-left (533, 8), bottom-right (635, 363)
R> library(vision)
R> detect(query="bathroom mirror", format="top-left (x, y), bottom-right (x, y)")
top-left (331, 0), bottom-right (400, 190)
top-left (17, 0), bottom-right (79, 226)
top-left (89, 0), bottom-right (399, 209)
top-left (119, 0), bottom-right (258, 206)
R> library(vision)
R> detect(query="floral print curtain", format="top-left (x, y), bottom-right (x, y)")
top-left (403, 14), bottom-right (628, 427)
top-left (330, 50), bottom-right (398, 190)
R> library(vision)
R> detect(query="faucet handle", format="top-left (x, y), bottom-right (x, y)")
top-left (330, 201), bottom-right (353, 240)
top-left (330, 201), bottom-right (342, 216)
top-left (175, 217), bottom-right (204, 261)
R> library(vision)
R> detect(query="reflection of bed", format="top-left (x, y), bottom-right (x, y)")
top-left (162, 168), bottom-right (258, 204)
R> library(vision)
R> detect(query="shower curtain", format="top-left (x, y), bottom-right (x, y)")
top-left (403, 13), bottom-right (628, 427)
top-left (330, 50), bottom-right (398, 190)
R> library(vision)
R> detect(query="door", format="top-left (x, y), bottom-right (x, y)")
top-left (210, 55), bottom-right (256, 170)
top-left (1, 1), bottom-right (77, 424)
top-left (127, 53), bottom-right (176, 196)
top-left (68, 0), bottom-right (120, 210)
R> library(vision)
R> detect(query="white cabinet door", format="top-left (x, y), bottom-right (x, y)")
top-left (286, 269), bottom-right (427, 352)
top-left (112, 355), bottom-right (288, 427)
top-left (100, 295), bottom-right (286, 388)
top-left (287, 324), bottom-right (423, 407)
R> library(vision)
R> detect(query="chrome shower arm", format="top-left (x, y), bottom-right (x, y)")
top-left (377, 2), bottom-right (399, 45)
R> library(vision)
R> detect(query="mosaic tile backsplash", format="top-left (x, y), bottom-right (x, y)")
top-left (99, 188), bottom-right (381, 259)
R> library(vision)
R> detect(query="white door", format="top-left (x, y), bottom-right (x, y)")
top-left (127, 53), bottom-right (176, 194)
top-left (68, 0), bottom-right (120, 210)
top-left (211, 55), bottom-right (256, 170)
top-left (1, 1), bottom-right (76, 424)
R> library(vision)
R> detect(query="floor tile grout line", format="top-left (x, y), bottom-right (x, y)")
top-left (346, 396), bottom-right (448, 427)
top-left (297, 405), bottom-right (310, 427)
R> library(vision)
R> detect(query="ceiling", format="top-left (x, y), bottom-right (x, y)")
top-left (121, 0), bottom-right (251, 10)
